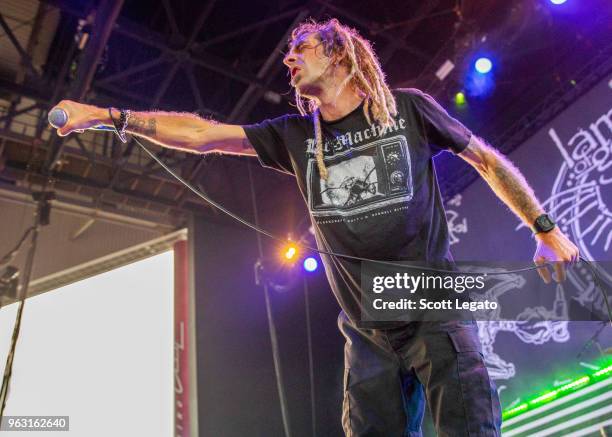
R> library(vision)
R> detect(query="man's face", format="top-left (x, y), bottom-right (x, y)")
top-left (283, 33), bottom-right (332, 94)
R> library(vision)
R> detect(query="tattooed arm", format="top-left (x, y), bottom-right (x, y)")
top-left (51, 100), bottom-right (256, 156)
top-left (458, 135), bottom-right (579, 283)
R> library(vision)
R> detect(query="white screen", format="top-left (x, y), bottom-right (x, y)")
top-left (0, 251), bottom-right (174, 437)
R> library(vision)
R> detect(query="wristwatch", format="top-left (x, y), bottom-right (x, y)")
top-left (533, 213), bottom-right (556, 234)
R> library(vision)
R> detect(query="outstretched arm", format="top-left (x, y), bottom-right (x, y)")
top-left (50, 100), bottom-right (257, 156)
top-left (458, 135), bottom-right (579, 283)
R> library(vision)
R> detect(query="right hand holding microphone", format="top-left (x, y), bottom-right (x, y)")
top-left (48, 100), bottom-right (104, 137)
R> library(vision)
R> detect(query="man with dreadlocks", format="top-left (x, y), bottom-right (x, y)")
top-left (53, 17), bottom-right (579, 437)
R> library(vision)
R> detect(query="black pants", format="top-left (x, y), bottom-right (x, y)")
top-left (338, 312), bottom-right (502, 437)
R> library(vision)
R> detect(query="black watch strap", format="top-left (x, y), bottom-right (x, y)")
top-left (533, 213), bottom-right (556, 234)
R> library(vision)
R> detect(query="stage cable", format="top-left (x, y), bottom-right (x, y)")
top-left (303, 277), bottom-right (317, 436)
top-left (247, 164), bottom-right (293, 437)
top-left (0, 227), bottom-right (35, 268)
top-left (0, 182), bottom-right (53, 420)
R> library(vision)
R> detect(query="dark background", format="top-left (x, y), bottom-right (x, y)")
top-left (190, 160), bottom-right (347, 436)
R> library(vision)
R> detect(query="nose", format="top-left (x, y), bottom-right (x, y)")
top-left (283, 52), bottom-right (297, 68)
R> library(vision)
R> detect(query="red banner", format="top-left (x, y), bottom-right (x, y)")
top-left (174, 240), bottom-right (193, 437)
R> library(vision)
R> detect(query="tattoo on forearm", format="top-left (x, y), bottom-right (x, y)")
top-left (130, 116), bottom-right (157, 136)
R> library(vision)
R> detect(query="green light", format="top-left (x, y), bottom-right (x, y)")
top-left (558, 376), bottom-right (589, 392)
top-left (594, 364), bottom-right (612, 377)
top-left (454, 91), bottom-right (466, 106)
top-left (529, 390), bottom-right (558, 405)
top-left (502, 403), bottom-right (527, 419)
top-left (501, 360), bottom-right (612, 421)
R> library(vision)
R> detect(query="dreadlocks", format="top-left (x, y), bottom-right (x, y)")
top-left (289, 18), bottom-right (397, 180)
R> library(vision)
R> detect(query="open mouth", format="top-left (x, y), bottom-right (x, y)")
top-left (291, 67), bottom-right (300, 78)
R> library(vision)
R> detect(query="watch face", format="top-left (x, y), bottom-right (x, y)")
top-left (537, 215), bottom-right (555, 231)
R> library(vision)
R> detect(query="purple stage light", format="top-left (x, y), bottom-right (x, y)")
top-left (550, 0), bottom-right (567, 4)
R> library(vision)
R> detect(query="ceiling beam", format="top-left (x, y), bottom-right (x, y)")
top-left (96, 56), bottom-right (167, 86)
top-left (0, 103), bottom-right (40, 124)
top-left (0, 13), bottom-right (40, 78)
top-left (198, 7), bottom-right (304, 49)
top-left (228, 9), bottom-right (310, 123)
top-left (160, 0), bottom-right (180, 36)
top-left (57, 0), bottom-right (284, 92)
top-left (44, 0), bottom-right (125, 172)
top-left (378, 1), bottom-right (441, 65)
top-left (313, 0), bottom-right (430, 61)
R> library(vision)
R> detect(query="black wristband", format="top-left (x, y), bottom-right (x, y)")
top-left (108, 107), bottom-right (129, 143)
top-left (108, 107), bottom-right (120, 131)
top-left (533, 213), bottom-right (556, 234)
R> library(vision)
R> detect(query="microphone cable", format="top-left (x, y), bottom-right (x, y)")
top-left (127, 134), bottom-right (611, 325)
top-left (48, 105), bottom-right (612, 325)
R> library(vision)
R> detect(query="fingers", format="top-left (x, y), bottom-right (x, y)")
top-left (58, 127), bottom-right (85, 136)
top-left (553, 261), bottom-right (566, 283)
top-left (534, 232), bottom-right (581, 284)
top-left (51, 100), bottom-right (73, 136)
top-left (535, 257), bottom-right (552, 284)
top-left (57, 126), bottom-right (84, 136)
top-left (56, 117), bottom-right (82, 137)
top-left (563, 246), bottom-right (580, 279)
top-left (536, 253), bottom-right (578, 284)
top-left (572, 247), bottom-right (580, 265)
top-left (57, 126), bottom-right (72, 137)
top-left (535, 259), bottom-right (570, 284)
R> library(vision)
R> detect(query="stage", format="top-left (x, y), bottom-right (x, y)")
top-left (0, 0), bottom-right (611, 435)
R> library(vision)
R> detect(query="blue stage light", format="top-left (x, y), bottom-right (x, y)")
top-left (475, 57), bottom-right (493, 74)
top-left (550, 0), bottom-right (567, 4)
top-left (303, 257), bottom-right (318, 272)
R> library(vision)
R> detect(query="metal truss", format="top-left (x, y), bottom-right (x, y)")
top-left (0, 0), bottom-right (442, 224)
top-left (3, 0), bottom-right (606, 224)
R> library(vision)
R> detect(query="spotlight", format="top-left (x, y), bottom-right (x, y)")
top-left (303, 257), bottom-right (318, 272)
top-left (475, 57), bottom-right (493, 74)
top-left (465, 55), bottom-right (495, 98)
top-left (283, 244), bottom-right (298, 261)
top-left (454, 91), bottom-right (466, 106)
top-left (550, 0), bottom-right (567, 4)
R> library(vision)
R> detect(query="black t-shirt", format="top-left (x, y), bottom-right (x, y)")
top-left (243, 89), bottom-right (472, 328)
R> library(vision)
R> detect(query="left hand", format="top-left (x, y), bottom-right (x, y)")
top-left (533, 227), bottom-right (580, 284)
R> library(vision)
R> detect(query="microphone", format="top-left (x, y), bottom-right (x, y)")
top-left (48, 108), bottom-right (68, 128)
top-left (48, 108), bottom-right (114, 132)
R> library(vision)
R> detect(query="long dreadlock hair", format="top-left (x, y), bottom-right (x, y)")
top-left (289, 18), bottom-right (397, 180)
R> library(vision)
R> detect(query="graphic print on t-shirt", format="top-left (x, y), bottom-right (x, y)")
top-left (306, 135), bottom-right (413, 219)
